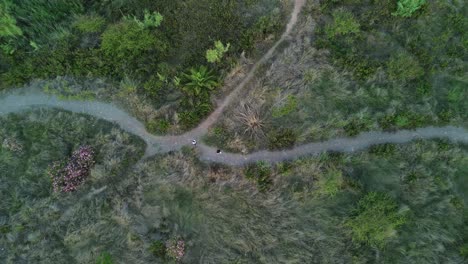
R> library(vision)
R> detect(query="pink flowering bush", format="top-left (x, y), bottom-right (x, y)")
top-left (48, 145), bottom-right (95, 193)
top-left (166, 238), bottom-right (185, 262)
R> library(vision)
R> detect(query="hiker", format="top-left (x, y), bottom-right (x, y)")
top-left (216, 149), bottom-right (222, 154)
top-left (191, 139), bottom-right (197, 146)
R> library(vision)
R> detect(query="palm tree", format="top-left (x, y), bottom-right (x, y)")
top-left (180, 66), bottom-right (218, 104)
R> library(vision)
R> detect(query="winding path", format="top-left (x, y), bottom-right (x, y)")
top-left (1, 0), bottom-right (467, 166)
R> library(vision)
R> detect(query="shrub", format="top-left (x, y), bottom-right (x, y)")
top-left (149, 240), bottom-right (166, 258)
top-left (101, 20), bottom-right (161, 60)
top-left (346, 192), bottom-right (406, 248)
top-left (206, 40), bottom-right (230, 63)
top-left (317, 168), bottom-right (344, 197)
top-left (241, 12), bottom-right (282, 51)
top-left (179, 102), bottom-right (212, 129)
top-left (460, 243), bottom-right (468, 257)
top-left (73, 15), bottom-right (106, 33)
top-left (386, 52), bottom-right (424, 81)
top-left (0, 2), bottom-right (22, 38)
top-left (272, 95), bottom-right (297, 118)
top-left (369, 143), bottom-right (396, 157)
top-left (392, 0), bottom-right (426, 17)
top-left (343, 118), bottom-right (370, 136)
top-left (147, 119), bottom-right (170, 134)
top-left (180, 66), bottom-right (219, 104)
top-left (268, 128), bottom-right (297, 150)
top-left (325, 9), bottom-right (360, 38)
top-left (125, 10), bottom-right (163, 29)
top-left (48, 145), bottom-right (95, 193)
top-left (166, 238), bottom-right (185, 262)
top-left (244, 161), bottom-right (272, 192)
top-left (95, 252), bottom-right (113, 264)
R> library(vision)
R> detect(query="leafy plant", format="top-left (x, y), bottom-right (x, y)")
top-left (317, 168), bottom-right (343, 197)
top-left (100, 20), bottom-right (162, 60)
top-left (96, 252), bottom-right (113, 264)
top-left (126, 10), bottom-right (163, 29)
top-left (460, 244), bottom-right (468, 257)
top-left (346, 192), bottom-right (406, 248)
top-left (244, 161), bottom-right (273, 192)
top-left (392, 0), bottom-right (426, 17)
top-left (48, 145), bottom-right (95, 193)
top-left (147, 119), bottom-right (170, 134)
top-left (325, 8), bottom-right (360, 38)
top-left (166, 238), bottom-right (185, 262)
top-left (386, 52), bottom-right (424, 81)
top-left (272, 95), bottom-right (297, 118)
top-left (149, 240), bottom-right (166, 258)
top-left (0, 1), bottom-right (22, 38)
top-left (268, 128), bottom-right (297, 150)
top-left (180, 66), bottom-right (219, 104)
top-left (206, 40), bottom-right (230, 63)
top-left (73, 15), bottom-right (105, 33)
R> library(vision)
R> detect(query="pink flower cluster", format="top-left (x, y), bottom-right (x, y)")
top-left (48, 145), bottom-right (95, 193)
top-left (166, 238), bottom-right (185, 262)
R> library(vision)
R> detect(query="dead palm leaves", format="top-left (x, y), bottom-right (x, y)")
top-left (235, 102), bottom-right (266, 139)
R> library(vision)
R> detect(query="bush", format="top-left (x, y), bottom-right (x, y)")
top-left (95, 252), bottom-right (113, 264)
top-left (48, 145), bottom-right (95, 193)
top-left (244, 161), bottom-right (273, 192)
top-left (460, 244), bottom-right (468, 257)
top-left (206, 40), bottom-right (230, 63)
top-left (343, 118), bottom-right (370, 136)
top-left (180, 66), bottom-right (219, 104)
top-left (166, 238), bottom-right (185, 262)
top-left (147, 119), bottom-right (170, 134)
top-left (325, 9), bottom-right (360, 38)
top-left (73, 15), bottom-right (105, 33)
top-left (392, 0), bottom-right (426, 18)
top-left (346, 192), bottom-right (406, 248)
top-left (317, 168), bottom-right (343, 197)
top-left (0, 2), bottom-right (22, 38)
top-left (101, 20), bottom-right (162, 60)
top-left (179, 103), bottom-right (212, 129)
top-left (386, 52), bottom-right (424, 82)
top-left (272, 95), bottom-right (297, 118)
top-left (126, 10), bottom-right (163, 29)
top-left (268, 128), bottom-right (297, 150)
top-left (149, 240), bottom-right (166, 258)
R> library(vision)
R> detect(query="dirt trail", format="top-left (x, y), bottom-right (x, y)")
top-left (1, 0), bottom-right (467, 166)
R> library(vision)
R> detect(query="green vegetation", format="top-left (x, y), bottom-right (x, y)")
top-left (73, 15), bottom-right (105, 33)
top-left (393, 0), bottom-right (426, 17)
top-left (244, 161), bottom-right (273, 191)
top-left (95, 252), bottom-right (113, 264)
top-left (206, 41), bottom-right (230, 64)
top-left (180, 66), bottom-right (219, 104)
top-left (346, 192), bottom-right (406, 248)
top-left (149, 240), bottom-right (166, 258)
top-left (325, 9), bottom-right (360, 38)
top-left (386, 52), bottom-right (424, 81)
top-left (317, 168), bottom-right (344, 197)
top-left (267, 128), bottom-right (297, 150)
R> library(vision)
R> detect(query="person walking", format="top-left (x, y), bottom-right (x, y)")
top-left (191, 139), bottom-right (197, 146)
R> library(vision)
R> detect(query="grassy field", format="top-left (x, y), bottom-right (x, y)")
top-left (204, 0), bottom-right (467, 153)
top-left (1, 110), bottom-right (466, 263)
